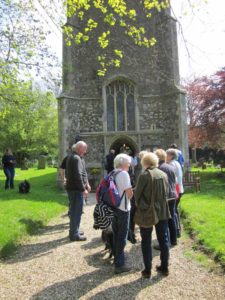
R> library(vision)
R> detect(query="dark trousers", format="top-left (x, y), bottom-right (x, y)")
top-left (168, 200), bottom-right (177, 244)
top-left (155, 220), bottom-right (170, 268)
top-left (67, 191), bottom-right (84, 238)
top-left (140, 227), bottom-right (153, 273)
top-left (175, 193), bottom-right (183, 235)
top-left (4, 167), bottom-right (15, 189)
top-left (128, 197), bottom-right (136, 242)
top-left (112, 209), bottom-right (130, 268)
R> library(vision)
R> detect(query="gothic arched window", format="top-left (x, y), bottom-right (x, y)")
top-left (106, 80), bottom-right (135, 132)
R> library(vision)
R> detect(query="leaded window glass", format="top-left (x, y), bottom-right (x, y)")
top-left (106, 80), bottom-right (135, 132)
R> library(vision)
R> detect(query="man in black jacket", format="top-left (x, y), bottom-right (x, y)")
top-left (66, 141), bottom-right (91, 241)
top-left (105, 149), bottom-right (115, 174)
top-left (59, 148), bottom-right (71, 186)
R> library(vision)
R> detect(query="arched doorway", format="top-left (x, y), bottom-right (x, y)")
top-left (110, 136), bottom-right (138, 156)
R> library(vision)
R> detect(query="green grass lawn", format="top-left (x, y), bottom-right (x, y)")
top-left (181, 168), bottom-right (225, 267)
top-left (0, 168), bottom-right (67, 258)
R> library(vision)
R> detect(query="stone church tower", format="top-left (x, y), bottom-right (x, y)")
top-left (58, 5), bottom-right (188, 169)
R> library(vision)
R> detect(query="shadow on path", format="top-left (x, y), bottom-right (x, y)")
top-left (88, 276), bottom-right (163, 300)
top-left (3, 221), bottom-right (69, 264)
top-left (81, 237), bottom-right (102, 250)
top-left (5, 237), bottom-right (68, 264)
top-left (31, 250), bottom-right (163, 300)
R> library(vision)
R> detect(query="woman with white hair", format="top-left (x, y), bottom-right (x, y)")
top-left (112, 153), bottom-right (133, 274)
top-left (134, 152), bottom-right (170, 278)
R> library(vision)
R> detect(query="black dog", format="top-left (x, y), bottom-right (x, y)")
top-left (101, 228), bottom-right (113, 259)
top-left (19, 180), bottom-right (30, 193)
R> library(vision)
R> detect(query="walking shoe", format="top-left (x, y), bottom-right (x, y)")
top-left (79, 231), bottom-right (84, 236)
top-left (177, 232), bottom-right (181, 238)
top-left (153, 244), bottom-right (160, 251)
top-left (114, 265), bottom-right (131, 274)
top-left (128, 235), bottom-right (137, 244)
top-left (171, 242), bottom-right (177, 247)
top-left (70, 235), bottom-right (87, 242)
top-left (128, 233), bottom-right (137, 244)
top-left (141, 269), bottom-right (151, 279)
top-left (156, 265), bottom-right (169, 276)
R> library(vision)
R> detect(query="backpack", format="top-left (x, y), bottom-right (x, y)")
top-left (19, 180), bottom-right (30, 193)
top-left (96, 170), bottom-right (124, 208)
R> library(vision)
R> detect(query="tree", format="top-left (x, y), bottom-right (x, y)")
top-left (0, 76), bottom-right (58, 159)
top-left (0, 0), bottom-right (62, 92)
top-left (63, 0), bottom-right (209, 76)
top-left (0, 1), bottom-right (63, 160)
top-left (64, 0), bottom-right (170, 75)
top-left (185, 68), bottom-right (225, 148)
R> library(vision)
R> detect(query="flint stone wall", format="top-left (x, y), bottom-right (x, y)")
top-left (58, 6), bottom-right (188, 168)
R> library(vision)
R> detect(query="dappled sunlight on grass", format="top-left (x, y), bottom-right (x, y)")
top-left (0, 168), bottom-right (67, 258)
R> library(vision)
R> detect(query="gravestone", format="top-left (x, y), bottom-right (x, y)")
top-left (38, 155), bottom-right (46, 170)
top-left (21, 158), bottom-right (29, 170)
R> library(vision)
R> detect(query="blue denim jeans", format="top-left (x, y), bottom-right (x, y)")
top-left (140, 227), bottom-right (153, 273)
top-left (155, 220), bottom-right (170, 268)
top-left (67, 191), bottom-right (84, 238)
top-left (168, 200), bottom-right (177, 245)
top-left (4, 167), bottom-right (15, 189)
top-left (112, 209), bottom-right (130, 268)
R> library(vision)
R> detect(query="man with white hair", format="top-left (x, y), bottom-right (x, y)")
top-left (66, 141), bottom-right (91, 241)
top-left (170, 143), bottom-right (185, 169)
top-left (166, 148), bottom-right (184, 238)
top-left (112, 153), bottom-right (133, 274)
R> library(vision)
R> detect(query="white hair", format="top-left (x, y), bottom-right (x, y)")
top-left (114, 153), bottom-right (131, 168)
top-left (166, 148), bottom-right (178, 160)
top-left (72, 141), bottom-right (87, 151)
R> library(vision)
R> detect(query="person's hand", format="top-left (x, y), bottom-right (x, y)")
top-left (87, 184), bottom-right (91, 192)
top-left (126, 188), bottom-right (133, 199)
top-left (83, 189), bottom-right (89, 197)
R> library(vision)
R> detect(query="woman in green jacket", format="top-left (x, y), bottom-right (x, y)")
top-left (135, 152), bottom-right (170, 279)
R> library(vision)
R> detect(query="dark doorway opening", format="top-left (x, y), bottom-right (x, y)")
top-left (110, 136), bottom-right (138, 156)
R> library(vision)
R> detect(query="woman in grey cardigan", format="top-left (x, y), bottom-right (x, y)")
top-left (135, 152), bottom-right (170, 279)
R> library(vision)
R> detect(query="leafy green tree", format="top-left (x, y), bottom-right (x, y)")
top-left (0, 0), bottom-right (61, 160)
top-left (64, 0), bottom-right (170, 75)
top-left (0, 77), bottom-right (58, 159)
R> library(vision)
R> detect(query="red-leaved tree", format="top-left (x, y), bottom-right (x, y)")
top-left (185, 68), bottom-right (225, 148)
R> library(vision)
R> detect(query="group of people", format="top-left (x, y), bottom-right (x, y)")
top-left (1, 148), bottom-right (16, 190)
top-left (62, 140), bottom-right (184, 278)
top-left (134, 148), bottom-right (184, 278)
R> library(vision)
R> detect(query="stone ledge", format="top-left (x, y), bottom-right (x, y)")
top-left (79, 130), bottom-right (164, 136)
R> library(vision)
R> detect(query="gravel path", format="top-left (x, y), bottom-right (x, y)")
top-left (0, 194), bottom-right (224, 300)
